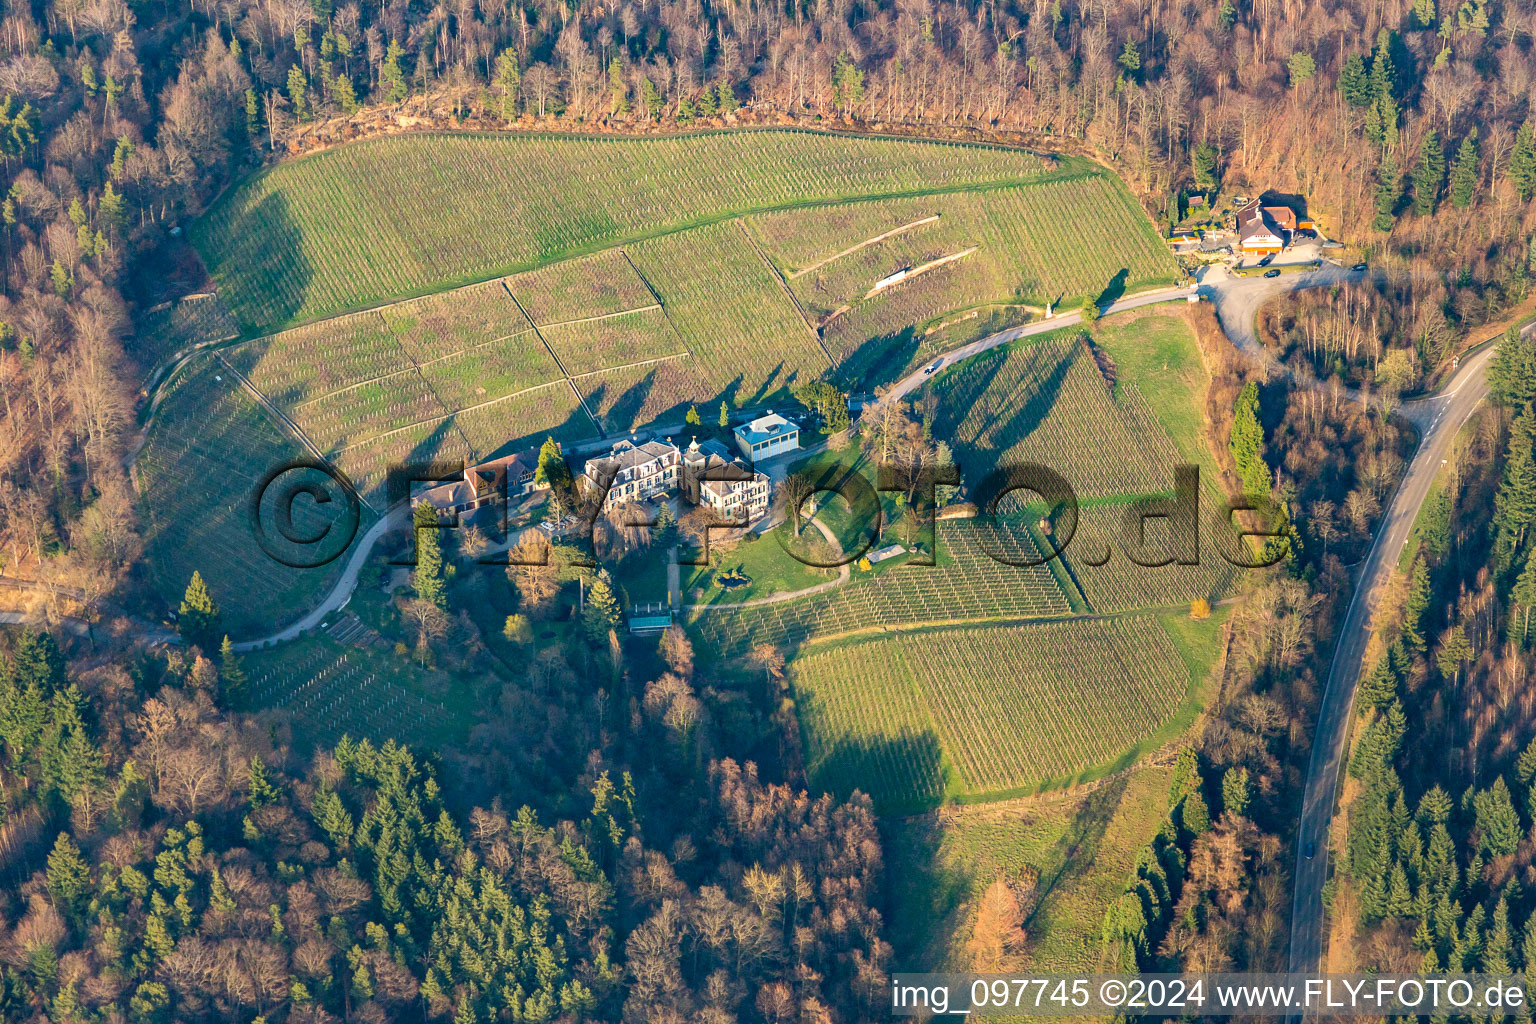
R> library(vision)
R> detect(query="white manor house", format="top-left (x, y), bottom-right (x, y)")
top-left (579, 435), bottom-right (777, 524)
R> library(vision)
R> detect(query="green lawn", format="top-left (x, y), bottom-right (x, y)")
top-left (680, 529), bottom-right (831, 605)
top-left (1089, 309), bottom-right (1218, 483)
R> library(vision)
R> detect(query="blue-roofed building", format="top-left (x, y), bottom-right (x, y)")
top-left (732, 410), bottom-right (800, 461)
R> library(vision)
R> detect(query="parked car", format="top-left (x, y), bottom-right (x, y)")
top-left (1257, 255), bottom-right (1273, 267)
top-left (1263, 268), bottom-right (1282, 278)
top-left (1351, 262), bottom-right (1368, 272)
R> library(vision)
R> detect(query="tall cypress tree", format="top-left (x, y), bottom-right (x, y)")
top-left (1229, 382), bottom-right (1270, 501)
top-left (412, 501), bottom-right (446, 610)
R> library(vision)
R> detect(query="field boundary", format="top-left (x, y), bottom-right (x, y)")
top-left (566, 351), bottom-right (693, 379)
top-left (333, 377), bottom-right (574, 452)
top-left (199, 162), bottom-right (1109, 339)
top-left (862, 245), bottom-right (978, 299)
top-left (500, 283), bottom-right (606, 438)
top-left (229, 125), bottom-right (1069, 203)
top-left (533, 303), bottom-right (663, 329)
top-left (786, 213), bottom-right (941, 279)
top-left (290, 325), bottom-right (541, 408)
top-left (736, 220), bottom-right (838, 367)
top-left (213, 352), bottom-right (345, 483)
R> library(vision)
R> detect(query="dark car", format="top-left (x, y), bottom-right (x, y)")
top-left (1351, 262), bottom-right (1368, 272)
top-left (1257, 255), bottom-right (1273, 267)
top-left (1263, 268), bottom-right (1281, 278)
top-left (1305, 842), bottom-right (1316, 860)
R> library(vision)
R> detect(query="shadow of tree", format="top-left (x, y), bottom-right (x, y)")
top-left (198, 190), bottom-right (313, 330)
top-left (836, 326), bottom-right (923, 393)
top-left (1095, 268), bottom-right (1130, 310)
top-left (808, 727), bottom-right (949, 816)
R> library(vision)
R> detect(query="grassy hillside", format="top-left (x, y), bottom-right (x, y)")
top-left (885, 762), bottom-right (1176, 982)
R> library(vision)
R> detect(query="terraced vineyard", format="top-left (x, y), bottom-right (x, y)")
top-left (577, 359), bottom-right (709, 434)
top-left (626, 222), bottom-right (831, 400)
top-left (415, 334), bottom-right (563, 411)
top-left (1063, 500), bottom-right (1238, 613)
top-left (793, 616), bottom-right (1191, 811)
top-left (195, 130), bottom-right (1061, 327)
top-left (539, 307), bottom-right (686, 376)
top-left (379, 280), bottom-right (535, 362)
top-left (510, 248), bottom-right (658, 325)
top-left (133, 293), bottom-right (240, 380)
top-left (928, 331), bottom-right (1182, 501)
top-left (750, 178), bottom-right (1180, 377)
top-left (135, 356), bottom-right (361, 636)
top-left (150, 130), bottom-right (1180, 637)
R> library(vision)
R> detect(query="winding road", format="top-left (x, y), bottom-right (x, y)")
top-left (867, 259), bottom-right (1517, 986)
top-left (228, 267), bottom-right (1414, 651)
top-left (11, 252), bottom-right (1518, 986)
top-left (1287, 329), bottom-right (1509, 984)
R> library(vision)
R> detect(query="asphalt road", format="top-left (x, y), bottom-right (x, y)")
top-left (1285, 334), bottom-right (1505, 984)
top-left (229, 504), bottom-right (408, 652)
top-left (227, 266), bottom-right (1469, 663)
top-left (875, 284), bottom-right (1192, 410)
top-left (229, 274), bottom-right (1340, 649)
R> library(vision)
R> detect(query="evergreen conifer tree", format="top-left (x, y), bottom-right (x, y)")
top-left (1411, 130), bottom-right (1444, 214)
top-left (1507, 122), bottom-right (1536, 202)
top-left (1450, 129), bottom-right (1480, 208)
top-left (582, 573), bottom-right (621, 645)
top-left (218, 637), bottom-right (247, 708)
top-left (412, 502), bottom-right (446, 609)
top-left (45, 833), bottom-right (92, 920)
top-left (178, 571), bottom-right (221, 651)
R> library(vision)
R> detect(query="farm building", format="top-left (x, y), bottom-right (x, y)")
top-left (734, 411), bottom-right (800, 460)
top-left (467, 449), bottom-right (547, 504)
top-left (1234, 198), bottom-right (1295, 255)
top-left (413, 445), bottom-right (551, 513)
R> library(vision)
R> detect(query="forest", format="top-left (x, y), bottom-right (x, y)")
top-left (0, 606), bottom-right (895, 1022)
top-left (1328, 332), bottom-right (1536, 975)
